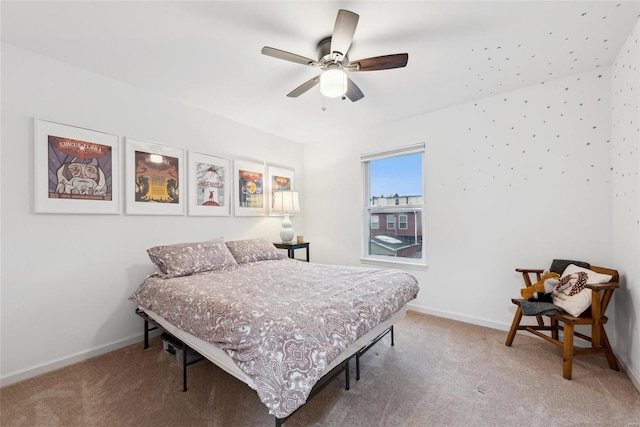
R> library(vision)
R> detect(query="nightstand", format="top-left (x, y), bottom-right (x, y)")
top-left (273, 242), bottom-right (310, 262)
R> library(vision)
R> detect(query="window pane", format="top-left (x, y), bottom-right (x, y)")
top-left (363, 146), bottom-right (424, 264)
top-left (387, 215), bottom-right (396, 229)
top-left (370, 153), bottom-right (423, 207)
top-left (371, 215), bottom-right (379, 229)
top-left (368, 210), bottom-right (423, 260)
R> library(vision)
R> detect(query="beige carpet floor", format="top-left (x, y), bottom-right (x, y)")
top-left (1, 311), bottom-right (639, 426)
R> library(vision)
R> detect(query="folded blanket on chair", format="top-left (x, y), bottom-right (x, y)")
top-left (521, 300), bottom-right (564, 316)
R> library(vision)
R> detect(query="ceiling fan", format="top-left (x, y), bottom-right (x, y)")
top-left (261, 9), bottom-right (408, 102)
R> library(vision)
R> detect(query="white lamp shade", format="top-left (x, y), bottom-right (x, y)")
top-left (320, 69), bottom-right (347, 98)
top-left (273, 191), bottom-right (300, 213)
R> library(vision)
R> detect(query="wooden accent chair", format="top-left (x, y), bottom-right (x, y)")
top-left (505, 265), bottom-right (620, 379)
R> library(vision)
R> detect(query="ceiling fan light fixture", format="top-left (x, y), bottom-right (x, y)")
top-left (320, 69), bottom-right (347, 97)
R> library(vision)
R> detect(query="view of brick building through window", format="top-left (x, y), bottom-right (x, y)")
top-left (369, 194), bottom-right (423, 258)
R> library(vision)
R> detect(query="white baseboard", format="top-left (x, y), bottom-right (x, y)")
top-left (0, 331), bottom-right (159, 388)
top-left (406, 303), bottom-right (510, 331)
top-left (615, 351), bottom-right (640, 393)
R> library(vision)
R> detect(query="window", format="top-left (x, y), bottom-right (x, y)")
top-left (361, 143), bottom-right (425, 266)
top-left (387, 215), bottom-right (396, 229)
top-left (399, 215), bottom-right (408, 230)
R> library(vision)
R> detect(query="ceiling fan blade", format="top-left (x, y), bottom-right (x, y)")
top-left (350, 53), bottom-right (409, 72)
top-left (287, 75), bottom-right (321, 98)
top-left (261, 46), bottom-right (316, 66)
top-left (330, 9), bottom-right (359, 57)
top-left (345, 77), bottom-right (364, 102)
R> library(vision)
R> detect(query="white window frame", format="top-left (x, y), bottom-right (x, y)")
top-left (399, 214), bottom-right (408, 230)
top-left (387, 215), bottom-right (396, 229)
top-left (361, 143), bottom-right (426, 267)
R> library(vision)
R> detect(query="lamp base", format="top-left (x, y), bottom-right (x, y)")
top-left (280, 229), bottom-right (295, 243)
top-left (280, 213), bottom-right (295, 243)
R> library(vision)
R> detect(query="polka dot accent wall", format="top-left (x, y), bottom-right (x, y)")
top-left (612, 20), bottom-right (639, 230)
top-left (438, 68), bottom-right (611, 194)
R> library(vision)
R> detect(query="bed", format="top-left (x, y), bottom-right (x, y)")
top-left (129, 237), bottom-right (419, 425)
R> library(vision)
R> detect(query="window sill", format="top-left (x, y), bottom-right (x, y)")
top-left (359, 257), bottom-right (429, 271)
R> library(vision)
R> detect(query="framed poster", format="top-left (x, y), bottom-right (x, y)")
top-left (187, 151), bottom-right (231, 216)
top-left (125, 138), bottom-right (185, 215)
top-left (233, 159), bottom-right (265, 216)
top-left (267, 164), bottom-right (295, 216)
top-left (34, 119), bottom-right (120, 214)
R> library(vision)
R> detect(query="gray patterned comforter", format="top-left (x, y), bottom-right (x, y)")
top-left (129, 259), bottom-right (419, 418)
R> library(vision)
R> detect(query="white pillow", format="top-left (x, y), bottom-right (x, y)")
top-left (561, 264), bottom-right (612, 284)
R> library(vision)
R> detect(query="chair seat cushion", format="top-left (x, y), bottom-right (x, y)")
top-left (520, 300), bottom-right (564, 316)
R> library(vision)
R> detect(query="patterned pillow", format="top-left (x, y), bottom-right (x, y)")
top-left (147, 237), bottom-right (238, 278)
top-left (225, 238), bottom-right (285, 264)
top-left (551, 265), bottom-right (613, 317)
top-left (561, 264), bottom-right (612, 284)
top-left (551, 272), bottom-right (591, 317)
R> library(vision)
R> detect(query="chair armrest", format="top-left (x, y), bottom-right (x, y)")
top-left (515, 268), bottom-right (545, 288)
top-left (516, 268), bottom-right (545, 274)
top-left (585, 281), bottom-right (620, 291)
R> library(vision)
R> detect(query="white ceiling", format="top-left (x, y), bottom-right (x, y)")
top-left (2, 1), bottom-right (639, 144)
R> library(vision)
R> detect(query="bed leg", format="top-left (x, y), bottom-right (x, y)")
top-left (355, 354), bottom-right (361, 381)
top-left (275, 417), bottom-right (283, 427)
top-left (391, 325), bottom-right (394, 346)
top-left (135, 309), bottom-right (159, 350)
top-left (143, 319), bottom-right (150, 349)
top-left (345, 359), bottom-right (350, 390)
top-left (182, 342), bottom-right (188, 392)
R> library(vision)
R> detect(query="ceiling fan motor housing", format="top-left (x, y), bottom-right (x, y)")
top-left (317, 36), bottom-right (348, 68)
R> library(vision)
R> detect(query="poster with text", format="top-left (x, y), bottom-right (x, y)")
top-left (188, 151), bottom-right (230, 216)
top-left (233, 159), bottom-right (265, 216)
top-left (267, 164), bottom-right (295, 216)
top-left (35, 119), bottom-right (120, 214)
top-left (125, 138), bottom-right (184, 215)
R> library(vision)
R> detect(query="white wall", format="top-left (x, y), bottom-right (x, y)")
top-left (2, 20), bottom-right (638, 389)
top-left (0, 44), bottom-right (305, 385)
top-left (306, 68), bottom-right (614, 327)
top-left (611, 20), bottom-right (640, 390)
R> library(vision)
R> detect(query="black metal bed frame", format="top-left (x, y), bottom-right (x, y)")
top-left (355, 325), bottom-right (394, 381)
top-left (135, 308), bottom-right (394, 426)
